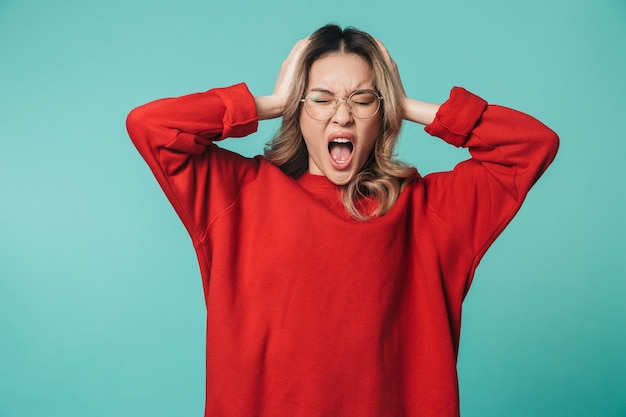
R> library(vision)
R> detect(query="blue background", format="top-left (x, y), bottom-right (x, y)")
top-left (1, 0), bottom-right (624, 416)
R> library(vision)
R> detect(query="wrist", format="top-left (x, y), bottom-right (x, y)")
top-left (403, 97), bottom-right (440, 126)
top-left (254, 95), bottom-right (286, 120)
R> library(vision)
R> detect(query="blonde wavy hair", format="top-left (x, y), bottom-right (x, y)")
top-left (264, 24), bottom-right (417, 220)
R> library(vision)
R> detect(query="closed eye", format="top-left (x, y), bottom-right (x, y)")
top-left (350, 91), bottom-right (377, 105)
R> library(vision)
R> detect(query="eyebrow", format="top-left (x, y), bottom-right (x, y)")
top-left (308, 88), bottom-right (377, 96)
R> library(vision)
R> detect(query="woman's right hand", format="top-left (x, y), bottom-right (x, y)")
top-left (255, 38), bottom-right (309, 120)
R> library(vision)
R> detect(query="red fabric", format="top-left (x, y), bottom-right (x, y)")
top-left (126, 83), bottom-right (558, 417)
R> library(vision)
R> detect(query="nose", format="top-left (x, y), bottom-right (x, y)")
top-left (331, 98), bottom-right (353, 124)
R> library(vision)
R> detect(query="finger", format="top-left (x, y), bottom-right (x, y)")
top-left (286, 38), bottom-right (309, 59)
top-left (375, 39), bottom-right (406, 96)
top-left (375, 39), bottom-right (395, 67)
top-left (273, 38), bottom-right (309, 96)
top-left (375, 39), bottom-right (389, 57)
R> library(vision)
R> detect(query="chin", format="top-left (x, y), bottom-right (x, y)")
top-left (325, 168), bottom-right (357, 186)
top-left (328, 177), bottom-right (351, 186)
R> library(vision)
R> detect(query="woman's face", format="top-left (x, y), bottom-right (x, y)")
top-left (299, 52), bottom-right (382, 185)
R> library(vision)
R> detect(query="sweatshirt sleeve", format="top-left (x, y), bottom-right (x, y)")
top-left (422, 87), bottom-right (559, 283)
top-left (126, 83), bottom-right (260, 243)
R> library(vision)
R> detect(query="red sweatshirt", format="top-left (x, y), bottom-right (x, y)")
top-left (126, 83), bottom-right (558, 417)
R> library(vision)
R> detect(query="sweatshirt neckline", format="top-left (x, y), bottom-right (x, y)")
top-left (296, 172), bottom-right (341, 190)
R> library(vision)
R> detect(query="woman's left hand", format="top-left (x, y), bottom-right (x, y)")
top-left (376, 40), bottom-right (407, 100)
top-left (376, 39), bottom-right (440, 125)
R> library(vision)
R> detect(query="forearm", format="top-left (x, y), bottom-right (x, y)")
top-left (425, 87), bottom-right (559, 193)
top-left (402, 97), bottom-right (440, 126)
top-left (127, 84), bottom-right (258, 156)
top-left (422, 87), bottom-right (559, 258)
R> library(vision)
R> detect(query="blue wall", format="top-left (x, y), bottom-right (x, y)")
top-left (1, 0), bottom-right (624, 416)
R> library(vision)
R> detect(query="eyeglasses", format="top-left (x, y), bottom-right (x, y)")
top-left (301, 90), bottom-right (383, 121)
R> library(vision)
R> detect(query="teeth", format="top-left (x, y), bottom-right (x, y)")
top-left (331, 138), bottom-right (351, 143)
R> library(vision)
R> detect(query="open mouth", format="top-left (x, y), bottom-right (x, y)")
top-left (328, 138), bottom-right (354, 166)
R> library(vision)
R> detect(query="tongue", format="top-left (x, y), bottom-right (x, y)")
top-left (330, 143), bottom-right (352, 162)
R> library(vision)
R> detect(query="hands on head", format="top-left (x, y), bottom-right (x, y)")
top-left (255, 32), bottom-right (439, 126)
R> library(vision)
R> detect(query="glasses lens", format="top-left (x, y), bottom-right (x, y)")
top-left (303, 91), bottom-right (381, 120)
top-left (305, 92), bottom-right (336, 120)
top-left (349, 92), bottom-right (380, 119)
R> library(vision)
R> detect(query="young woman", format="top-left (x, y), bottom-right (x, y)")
top-left (127, 24), bottom-right (558, 417)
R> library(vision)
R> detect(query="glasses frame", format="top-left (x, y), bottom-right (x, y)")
top-left (300, 89), bottom-right (383, 121)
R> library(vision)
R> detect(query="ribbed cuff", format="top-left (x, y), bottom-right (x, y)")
top-left (424, 87), bottom-right (488, 147)
top-left (212, 83), bottom-right (259, 139)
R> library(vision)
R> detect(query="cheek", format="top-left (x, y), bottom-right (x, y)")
top-left (298, 112), bottom-right (309, 137)
top-left (299, 113), bottom-right (313, 150)
top-left (299, 113), bottom-right (326, 149)
top-left (358, 119), bottom-right (382, 153)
